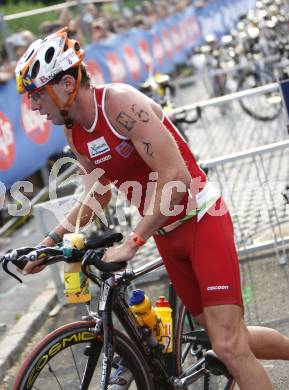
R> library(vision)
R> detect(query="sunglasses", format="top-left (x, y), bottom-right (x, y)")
top-left (28, 87), bottom-right (44, 102)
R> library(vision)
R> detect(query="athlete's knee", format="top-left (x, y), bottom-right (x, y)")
top-left (211, 325), bottom-right (251, 367)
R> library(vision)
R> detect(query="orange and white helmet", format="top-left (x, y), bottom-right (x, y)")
top-left (15, 27), bottom-right (84, 94)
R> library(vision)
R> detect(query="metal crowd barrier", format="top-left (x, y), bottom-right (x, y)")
top-left (172, 77), bottom-right (288, 266)
top-left (201, 140), bottom-right (289, 264)
top-left (2, 0), bottom-right (115, 21)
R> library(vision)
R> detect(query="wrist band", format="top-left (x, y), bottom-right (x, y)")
top-left (47, 231), bottom-right (62, 244)
top-left (129, 232), bottom-right (146, 248)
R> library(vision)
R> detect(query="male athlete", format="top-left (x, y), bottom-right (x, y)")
top-left (15, 28), bottom-right (289, 389)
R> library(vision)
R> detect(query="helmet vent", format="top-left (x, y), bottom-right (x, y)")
top-left (45, 47), bottom-right (55, 64)
top-left (25, 49), bottom-right (34, 62)
top-left (31, 60), bottom-right (40, 79)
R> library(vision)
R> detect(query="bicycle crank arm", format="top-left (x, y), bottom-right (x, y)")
top-left (173, 367), bottom-right (206, 387)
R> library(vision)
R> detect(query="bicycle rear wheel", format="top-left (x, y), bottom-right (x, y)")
top-left (238, 70), bottom-right (282, 121)
top-left (13, 320), bottom-right (154, 390)
top-left (175, 304), bottom-right (236, 390)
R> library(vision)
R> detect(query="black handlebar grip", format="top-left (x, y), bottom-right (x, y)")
top-left (12, 256), bottom-right (28, 270)
top-left (83, 249), bottom-right (127, 273)
top-left (85, 232), bottom-right (123, 250)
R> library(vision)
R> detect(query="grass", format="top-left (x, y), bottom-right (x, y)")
top-left (0, 0), bottom-right (143, 51)
top-left (0, 1), bottom-right (59, 36)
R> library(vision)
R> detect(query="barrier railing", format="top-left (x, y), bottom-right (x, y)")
top-left (2, 0), bottom-right (115, 21)
top-left (172, 76), bottom-right (288, 266)
top-left (201, 140), bottom-right (289, 264)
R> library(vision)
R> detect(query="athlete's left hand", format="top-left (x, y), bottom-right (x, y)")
top-left (101, 239), bottom-right (138, 263)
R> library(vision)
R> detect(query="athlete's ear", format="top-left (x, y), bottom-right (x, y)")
top-left (61, 74), bottom-right (76, 94)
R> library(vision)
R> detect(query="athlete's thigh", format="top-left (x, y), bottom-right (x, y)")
top-left (154, 225), bottom-right (203, 317)
top-left (192, 208), bottom-right (243, 311)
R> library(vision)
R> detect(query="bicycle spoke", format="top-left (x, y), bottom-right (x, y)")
top-left (48, 363), bottom-right (64, 389)
top-left (70, 346), bottom-right (82, 383)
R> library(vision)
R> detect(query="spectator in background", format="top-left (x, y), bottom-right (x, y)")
top-left (6, 30), bottom-right (35, 61)
top-left (112, 17), bottom-right (130, 34)
top-left (142, 1), bottom-right (159, 26)
top-left (57, 1), bottom-right (74, 28)
top-left (81, 3), bottom-right (99, 37)
top-left (90, 19), bottom-right (113, 42)
top-left (67, 19), bottom-right (84, 43)
top-left (0, 45), bottom-right (14, 84)
top-left (0, 30), bottom-right (35, 84)
top-left (40, 20), bottom-right (63, 36)
top-left (132, 14), bottom-right (149, 30)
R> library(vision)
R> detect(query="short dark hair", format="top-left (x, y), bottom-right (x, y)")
top-left (52, 63), bottom-right (91, 88)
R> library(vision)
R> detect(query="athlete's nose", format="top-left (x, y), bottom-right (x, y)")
top-left (30, 98), bottom-right (40, 111)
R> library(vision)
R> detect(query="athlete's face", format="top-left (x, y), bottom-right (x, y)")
top-left (29, 87), bottom-right (64, 125)
top-left (29, 80), bottom-right (71, 125)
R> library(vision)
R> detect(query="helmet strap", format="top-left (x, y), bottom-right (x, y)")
top-left (45, 65), bottom-right (82, 129)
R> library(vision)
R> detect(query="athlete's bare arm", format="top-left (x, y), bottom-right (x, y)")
top-left (40, 127), bottom-right (112, 245)
top-left (105, 84), bottom-right (192, 241)
top-left (20, 128), bottom-right (112, 275)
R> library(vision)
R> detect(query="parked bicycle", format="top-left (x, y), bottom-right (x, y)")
top-left (1, 231), bottom-right (235, 390)
top-left (193, 31), bottom-right (283, 121)
top-left (139, 72), bottom-right (201, 143)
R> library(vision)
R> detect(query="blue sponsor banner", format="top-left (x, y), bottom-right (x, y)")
top-left (0, 78), bottom-right (67, 189)
top-left (0, 0), bottom-right (256, 188)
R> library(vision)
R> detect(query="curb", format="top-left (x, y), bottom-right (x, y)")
top-left (0, 282), bottom-right (57, 382)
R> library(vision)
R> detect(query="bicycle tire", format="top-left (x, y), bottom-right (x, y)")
top-left (175, 304), bottom-right (236, 390)
top-left (13, 320), bottom-right (155, 390)
top-left (238, 70), bottom-right (282, 121)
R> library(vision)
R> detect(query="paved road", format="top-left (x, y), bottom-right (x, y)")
top-left (0, 216), bottom-right (54, 343)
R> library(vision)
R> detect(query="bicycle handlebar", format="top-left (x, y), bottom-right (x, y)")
top-left (1, 232), bottom-right (126, 283)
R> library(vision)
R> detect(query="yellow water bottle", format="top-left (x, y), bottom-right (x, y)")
top-left (63, 233), bottom-right (91, 304)
top-left (155, 296), bottom-right (173, 352)
top-left (129, 289), bottom-right (164, 344)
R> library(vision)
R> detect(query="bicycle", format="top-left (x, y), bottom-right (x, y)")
top-left (1, 231), bottom-right (236, 390)
top-left (139, 72), bottom-right (201, 144)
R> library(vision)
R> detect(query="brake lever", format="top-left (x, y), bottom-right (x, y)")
top-left (1, 247), bottom-right (64, 284)
top-left (1, 247), bottom-right (37, 283)
top-left (2, 258), bottom-right (23, 283)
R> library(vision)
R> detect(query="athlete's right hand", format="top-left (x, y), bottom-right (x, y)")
top-left (19, 259), bottom-right (47, 275)
top-left (11, 246), bottom-right (47, 275)
top-left (18, 235), bottom-right (57, 275)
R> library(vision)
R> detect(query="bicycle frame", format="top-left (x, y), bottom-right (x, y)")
top-left (92, 257), bottom-right (172, 389)
top-left (85, 256), bottom-right (232, 389)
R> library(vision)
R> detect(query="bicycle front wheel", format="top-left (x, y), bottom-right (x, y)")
top-left (13, 321), bottom-right (154, 390)
top-left (175, 304), bottom-right (236, 390)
